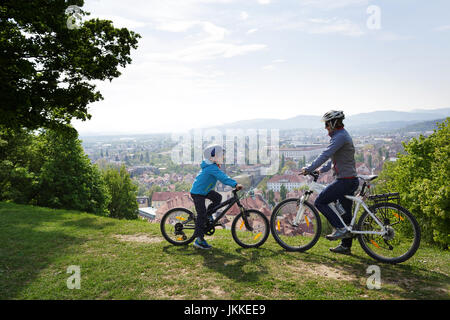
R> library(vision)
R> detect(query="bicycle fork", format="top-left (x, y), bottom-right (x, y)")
top-left (240, 206), bottom-right (253, 232)
top-left (292, 191), bottom-right (312, 226)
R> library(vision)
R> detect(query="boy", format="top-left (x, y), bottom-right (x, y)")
top-left (190, 144), bottom-right (243, 249)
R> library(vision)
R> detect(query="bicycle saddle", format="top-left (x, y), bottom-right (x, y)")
top-left (357, 174), bottom-right (378, 181)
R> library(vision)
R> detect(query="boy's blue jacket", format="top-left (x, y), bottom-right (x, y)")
top-left (190, 160), bottom-right (237, 195)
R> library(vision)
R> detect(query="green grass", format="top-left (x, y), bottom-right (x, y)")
top-left (0, 202), bottom-right (449, 300)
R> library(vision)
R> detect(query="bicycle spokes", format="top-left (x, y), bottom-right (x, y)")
top-left (270, 200), bottom-right (321, 252)
top-left (357, 203), bottom-right (420, 263)
top-left (161, 209), bottom-right (196, 245)
top-left (231, 210), bottom-right (269, 248)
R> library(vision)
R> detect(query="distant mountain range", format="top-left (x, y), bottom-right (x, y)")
top-left (206, 108), bottom-right (450, 132)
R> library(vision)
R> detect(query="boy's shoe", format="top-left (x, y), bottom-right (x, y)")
top-left (326, 228), bottom-right (351, 241)
top-left (329, 244), bottom-right (351, 255)
top-left (193, 238), bottom-right (212, 250)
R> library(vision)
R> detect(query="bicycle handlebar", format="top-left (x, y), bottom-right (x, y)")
top-left (299, 170), bottom-right (319, 182)
top-left (232, 186), bottom-right (244, 197)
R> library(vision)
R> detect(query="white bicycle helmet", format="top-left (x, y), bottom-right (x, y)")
top-left (322, 110), bottom-right (345, 130)
top-left (203, 144), bottom-right (225, 163)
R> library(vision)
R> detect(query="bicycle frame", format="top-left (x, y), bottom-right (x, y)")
top-left (206, 189), bottom-right (245, 223)
top-left (177, 189), bottom-right (247, 231)
top-left (294, 177), bottom-right (387, 236)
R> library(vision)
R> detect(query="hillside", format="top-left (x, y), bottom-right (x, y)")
top-left (0, 202), bottom-right (448, 300)
top-left (203, 108), bottom-right (450, 132)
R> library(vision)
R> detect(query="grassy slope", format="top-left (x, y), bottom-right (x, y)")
top-left (0, 202), bottom-right (448, 300)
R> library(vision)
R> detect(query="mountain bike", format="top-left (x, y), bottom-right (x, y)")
top-left (270, 172), bottom-right (421, 264)
top-left (161, 188), bottom-right (270, 249)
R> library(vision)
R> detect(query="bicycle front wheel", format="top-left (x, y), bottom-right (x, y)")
top-left (231, 209), bottom-right (270, 248)
top-left (357, 202), bottom-right (421, 264)
top-left (270, 198), bottom-right (322, 252)
top-left (160, 207), bottom-right (197, 246)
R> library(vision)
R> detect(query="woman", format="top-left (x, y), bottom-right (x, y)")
top-left (301, 110), bottom-right (359, 255)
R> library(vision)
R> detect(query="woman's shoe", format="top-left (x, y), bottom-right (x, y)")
top-left (329, 244), bottom-right (351, 255)
top-left (326, 228), bottom-right (351, 241)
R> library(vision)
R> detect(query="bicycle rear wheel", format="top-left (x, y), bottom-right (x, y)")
top-left (160, 207), bottom-right (196, 246)
top-left (231, 209), bottom-right (270, 248)
top-left (270, 198), bottom-right (322, 252)
top-left (357, 202), bottom-right (421, 264)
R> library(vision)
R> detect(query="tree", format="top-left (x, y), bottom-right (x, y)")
top-left (0, 0), bottom-right (140, 131)
top-left (376, 118), bottom-right (449, 248)
top-left (367, 154), bottom-right (372, 168)
top-left (268, 189), bottom-right (275, 207)
top-left (355, 152), bottom-right (364, 163)
top-left (174, 181), bottom-right (191, 192)
top-left (280, 184), bottom-right (287, 201)
top-left (0, 125), bottom-right (111, 214)
top-left (103, 165), bottom-right (138, 220)
top-left (298, 155), bottom-right (306, 169)
top-left (36, 127), bottom-right (110, 215)
top-left (0, 127), bottom-right (39, 203)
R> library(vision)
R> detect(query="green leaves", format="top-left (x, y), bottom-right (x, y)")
top-left (103, 165), bottom-right (138, 220)
top-left (0, 125), bottom-right (110, 215)
top-left (376, 118), bottom-right (450, 248)
top-left (36, 127), bottom-right (110, 215)
top-left (0, 0), bottom-right (141, 131)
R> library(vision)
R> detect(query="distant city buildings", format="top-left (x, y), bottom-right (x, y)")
top-left (81, 127), bottom-right (430, 222)
top-left (279, 145), bottom-right (326, 161)
top-left (267, 174), bottom-right (306, 192)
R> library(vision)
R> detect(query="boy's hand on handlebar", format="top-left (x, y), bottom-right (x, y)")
top-left (235, 184), bottom-right (244, 190)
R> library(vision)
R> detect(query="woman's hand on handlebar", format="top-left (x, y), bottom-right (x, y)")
top-left (300, 168), bottom-right (319, 177)
top-left (235, 184), bottom-right (244, 190)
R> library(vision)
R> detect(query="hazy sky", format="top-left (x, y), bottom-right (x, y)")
top-left (71, 0), bottom-right (450, 134)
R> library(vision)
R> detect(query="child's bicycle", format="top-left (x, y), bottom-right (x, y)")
top-left (270, 172), bottom-right (421, 264)
top-left (160, 187), bottom-right (270, 248)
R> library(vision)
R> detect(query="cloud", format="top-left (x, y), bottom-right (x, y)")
top-left (376, 31), bottom-right (413, 41)
top-left (152, 19), bottom-right (266, 62)
top-left (240, 11), bottom-right (249, 20)
top-left (148, 42), bottom-right (267, 62)
top-left (435, 25), bottom-right (450, 32)
top-left (258, 0), bottom-right (271, 4)
top-left (87, 14), bottom-right (148, 29)
top-left (277, 17), bottom-right (364, 37)
top-left (307, 18), bottom-right (364, 36)
top-left (247, 28), bottom-right (258, 34)
top-left (299, 0), bottom-right (370, 9)
top-left (156, 20), bottom-right (229, 43)
top-left (262, 64), bottom-right (275, 71)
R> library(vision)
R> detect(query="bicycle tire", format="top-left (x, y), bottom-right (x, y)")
top-left (357, 202), bottom-right (421, 264)
top-left (231, 209), bottom-right (270, 248)
top-left (270, 198), bottom-right (322, 252)
top-left (160, 207), bottom-right (197, 246)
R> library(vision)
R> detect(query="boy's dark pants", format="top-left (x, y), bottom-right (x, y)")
top-left (190, 191), bottom-right (222, 240)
